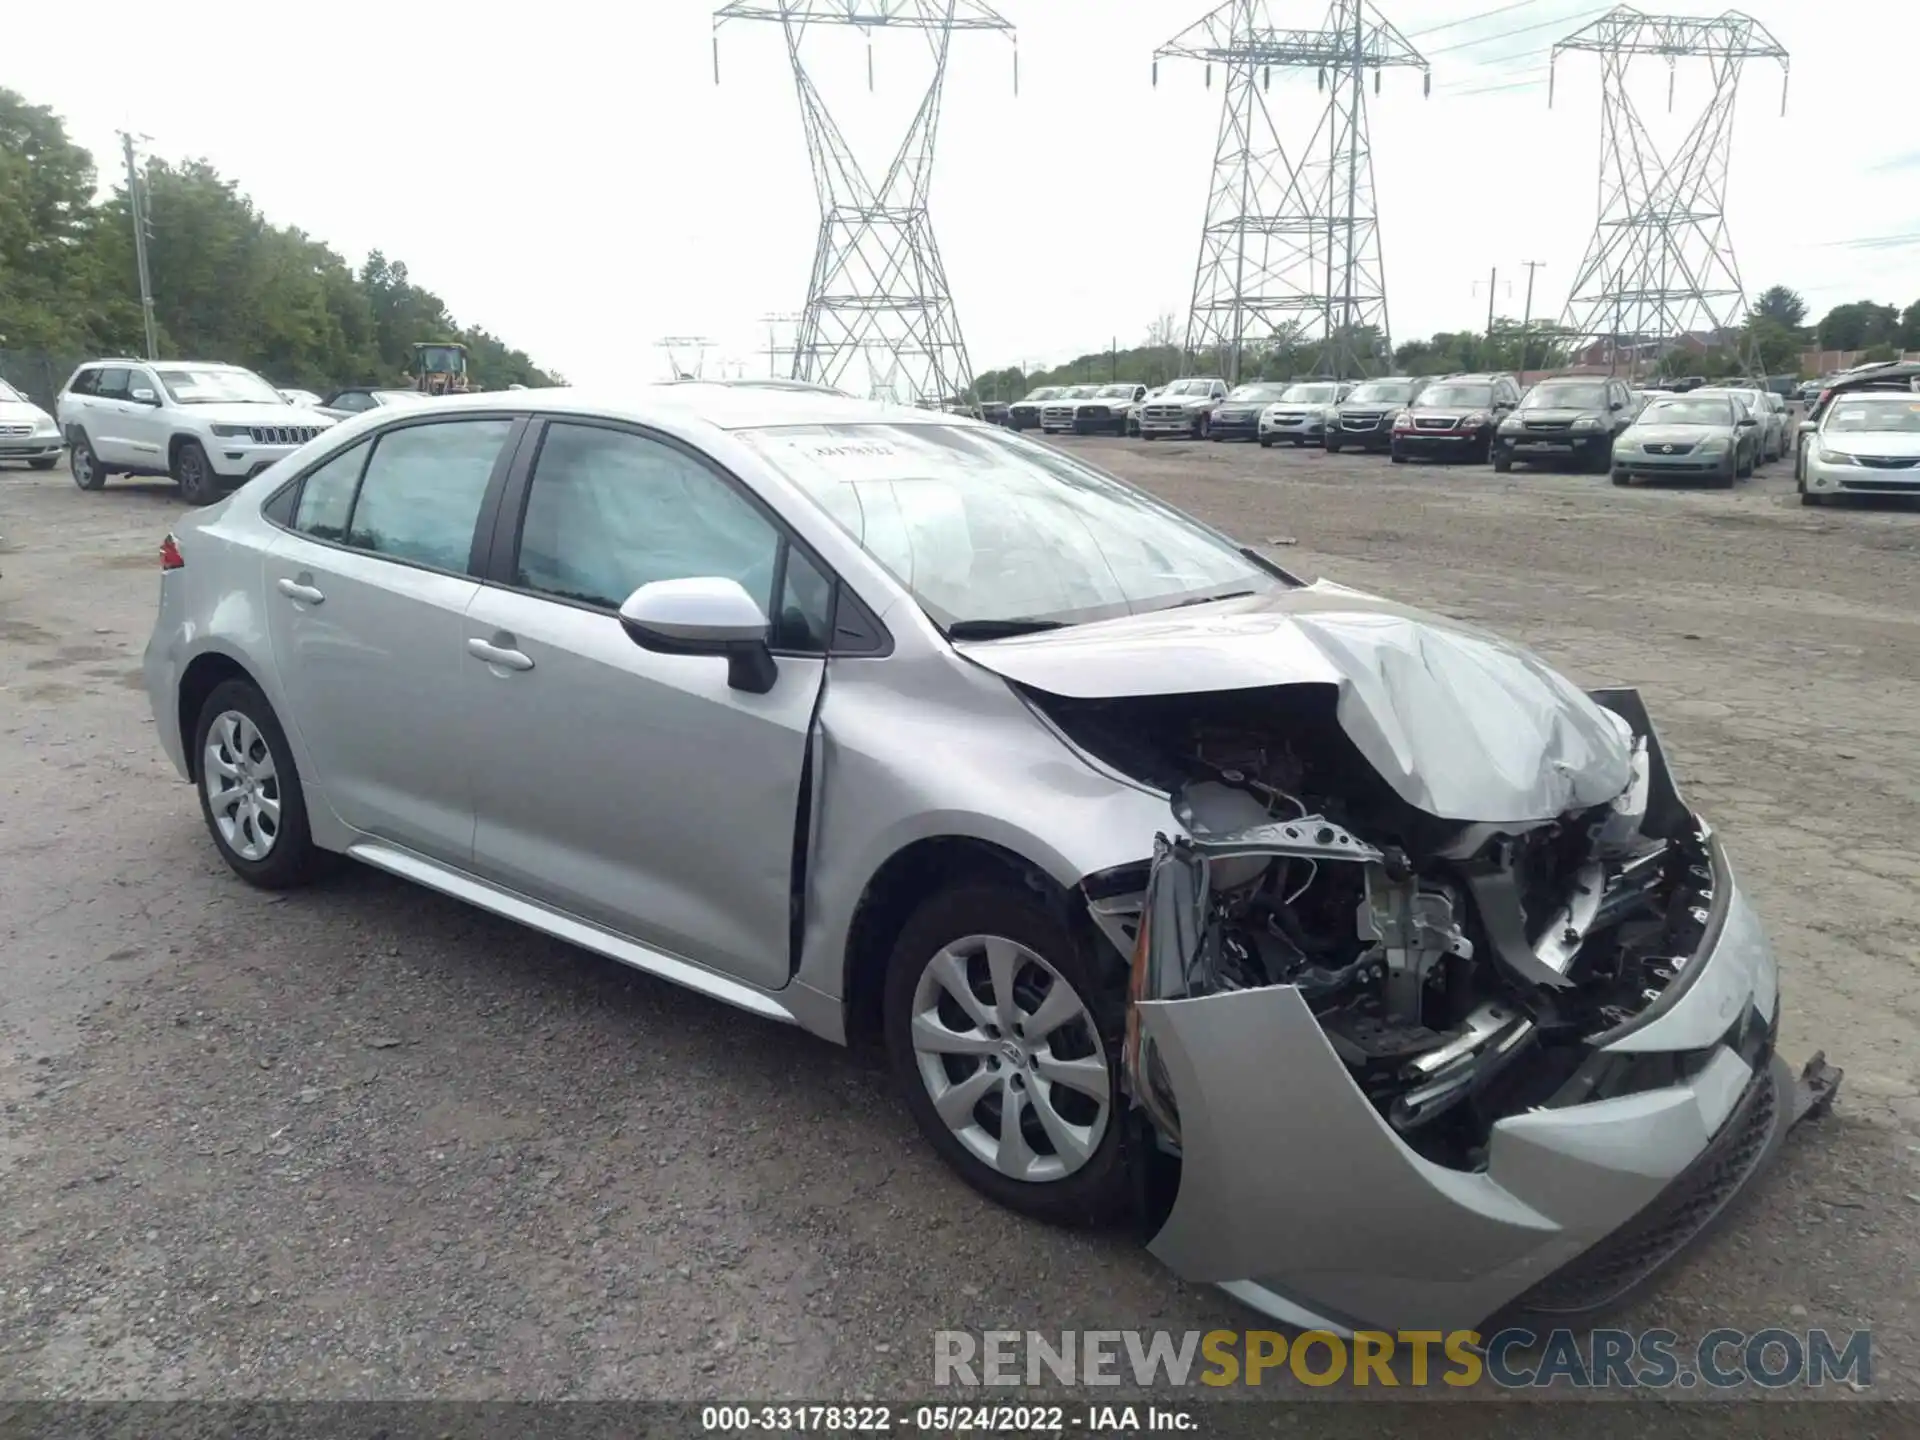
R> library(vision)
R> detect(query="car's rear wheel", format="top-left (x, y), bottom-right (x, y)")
top-left (884, 884), bottom-right (1128, 1226)
top-left (192, 679), bottom-right (332, 889)
top-left (69, 434), bottom-right (107, 490)
top-left (174, 440), bottom-right (221, 506)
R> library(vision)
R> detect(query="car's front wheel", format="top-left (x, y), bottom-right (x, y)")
top-left (884, 884), bottom-right (1128, 1226)
top-left (192, 679), bottom-right (333, 889)
top-left (174, 440), bottom-right (221, 506)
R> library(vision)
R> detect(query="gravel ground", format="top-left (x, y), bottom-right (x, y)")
top-left (0, 438), bottom-right (1916, 1403)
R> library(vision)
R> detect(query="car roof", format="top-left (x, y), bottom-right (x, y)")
top-left (402, 381), bottom-right (976, 433)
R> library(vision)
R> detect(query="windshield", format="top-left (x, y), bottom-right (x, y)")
top-left (1162, 379), bottom-right (1218, 397)
top-left (736, 423), bottom-right (1277, 631)
top-left (1226, 384), bottom-right (1284, 402)
top-left (1346, 381), bottom-right (1415, 404)
top-left (1022, 388), bottom-right (1061, 402)
top-left (1824, 398), bottom-right (1920, 434)
top-left (1419, 384), bottom-right (1492, 408)
top-left (1521, 383), bottom-right (1608, 411)
top-left (1095, 384), bottom-right (1136, 398)
top-left (1639, 397), bottom-right (1735, 427)
top-left (1280, 383), bottom-right (1339, 404)
top-left (0, 379), bottom-right (25, 403)
top-left (155, 367), bottom-right (285, 405)
top-left (416, 346), bottom-right (465, 374)
top-left (1061, 385), bottom-right (1100, 398)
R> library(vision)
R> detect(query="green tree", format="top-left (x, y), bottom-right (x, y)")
top-left (1815, 301), bottom-right (1901, 351)
top-left (1744, 316), bottom-right (1803, 375)
top-left (1901, 299), bottom-right (1920, 351)
top-left (1749, 285), bottom-right (1807, 330)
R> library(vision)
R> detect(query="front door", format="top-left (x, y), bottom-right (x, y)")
top-left (121, 366), bottom-right (172, 471)
top-left (463, 418), bottom-right (831, 990)
top-left (262, 417), bottom-right (519, 862)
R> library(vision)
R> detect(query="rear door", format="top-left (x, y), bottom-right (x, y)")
top-left (84, 367), bottom-right (137, 465)
top-left (262, 414), bottom-right (524, 862)
top-left (460, 417), bottom-right (830, 989)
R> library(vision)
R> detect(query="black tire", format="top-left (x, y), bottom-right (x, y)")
top-left (1390, 451), bottom-right (1407, 464)
top-left (1800, 490), bottom-right (1829, 506)
top-left (1611, 472), bottom-right (1631, 487)
top-left (883, 883), bottom-right (1129, 1227)
top-left (28, 456), bottom-right (58, 471)
top-left (1324, 438), bottom-right (1341, 454)
top-left (69, 433), bottom-right (107, 491)
top-left (191, 679), bottom-right (334, 890)
top-left (1258, 437), bottom-right (1272, 448)
top-left (1492, 450), bottom-right (1513, 473)
top-left (174, 439), bottom-right (221, 506)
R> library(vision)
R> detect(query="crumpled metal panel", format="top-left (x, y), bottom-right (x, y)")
top-left (956, 581), bottom-right (1632, 824)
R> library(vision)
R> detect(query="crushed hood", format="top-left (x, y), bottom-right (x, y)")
top-left (956, 581), bottom-right (1633, 824)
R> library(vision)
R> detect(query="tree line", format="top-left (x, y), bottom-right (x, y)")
top-left (0, 88), bottom-right (557, 401)
top-left (976, 285), bottom-right (1920, 400)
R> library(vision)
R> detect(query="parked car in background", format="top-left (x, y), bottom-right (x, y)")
top-left (1039, 385), bottom-right (1102, 435)
top-left (139, 380), bottom-right (1830, 1336)
top-left (1492, 374), bottom-right (1635, 474)
top-left (1797, 389), bottom-right (1920, 505)
top-left (1389, 373), bottom-right (1520, 465)
top-left (1794, 361), bottom-right (1920, 483)
top-left (1323, 376), bottom-right (1426, 454)
top-left (1694, 387), bottom-right (1786, 464)
top-left (57, 359), bottom-right (337, 504)
top-left (278, 388), bottom-right (325, 409)
top-left (316, 387), bottom-right (438, 423)
top-left (1255, 380), bottom-right (1351, 448)
top-left (1610, 392), bottom-right (1755, 488)
top-left (1004, 386), bottom-right (1063, 432)
top-left (1067, 383), bottom-right (1149, 436)
top-left (1205, 383), bottom-right (1290, 442)
top-left (0, 377), bottom-right (63, 470)
top-left (1138, 377), bottom-right (1229, 439)
top-left (1125, 388), bottom-right (1161, 437)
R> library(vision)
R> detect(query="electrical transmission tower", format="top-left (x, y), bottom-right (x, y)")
top-left (713, 2), bottom-right (1016, 410)
top-left (1156, 0), bottom-right (1428, 383)
top-left (1549, 6), bottom-right (1788, 380)
top-left (657, 336), bottom-right (714, 380)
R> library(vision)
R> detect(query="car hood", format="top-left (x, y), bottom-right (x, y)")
top-left (956, 582), bottom-right (1632, 824)
top-left (1825, 431), bottom-right (1920, 457)
top-left (0, 399), bottom-right (53, 425)
top-left (183, 403), bottom-right (337, 428)
top-left (1627, 424), bottom-right (1731, 445)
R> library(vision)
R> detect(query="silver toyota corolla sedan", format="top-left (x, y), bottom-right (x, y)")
top-left (142, 381), bottom-right (1838, 1334)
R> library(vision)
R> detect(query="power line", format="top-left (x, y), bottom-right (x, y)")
top-left (1423, 4), bottom-right (1610, 57)
top-left (1405, 0), bottom-right (1550, 40)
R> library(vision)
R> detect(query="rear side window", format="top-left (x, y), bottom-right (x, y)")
top-left (344, 419), bottom-right (512, 572)
top-left (292, 440), bottom-right (372, 541)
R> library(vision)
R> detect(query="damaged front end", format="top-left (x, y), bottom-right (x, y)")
top-left (1060, 685), bottom-right (1837, 1334)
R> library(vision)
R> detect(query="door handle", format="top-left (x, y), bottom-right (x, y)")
top-left (467, 637), bottom-right (534, 672)
top-left (276, 578), bottom-right (325, 605)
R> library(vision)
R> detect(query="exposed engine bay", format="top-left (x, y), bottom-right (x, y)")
top-left (1040, 682), bottom-right (1720, 1171)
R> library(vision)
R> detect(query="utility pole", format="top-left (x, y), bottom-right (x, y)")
top-left (120, 132), bottom-right (159, 361)
top-left (1520, 260), bottom-right (1546, 372)
top-left (1484, 266), bottom-right (1497, 343)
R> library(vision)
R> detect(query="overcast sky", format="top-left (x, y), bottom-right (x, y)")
top-left (7, 0), bottom-right (1916, 382)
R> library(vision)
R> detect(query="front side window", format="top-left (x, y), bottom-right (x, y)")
top-left (292, 441), bottom-right (372, 541)
top-left (92, 368), bottom-right (131, 401)
top-left (736, 422), bottom-right (1281, 633)
top-left (156, 367), bottom-right (283, 406)
top-left (514, 423), bottom-right (804, 637)
top-left (345, 419), bottom-right (512, 571)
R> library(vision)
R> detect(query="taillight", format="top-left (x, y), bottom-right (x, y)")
top-left (160, 534), bottom-right (184, 570)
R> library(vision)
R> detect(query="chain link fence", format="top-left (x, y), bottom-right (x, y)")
top-left (0, 351), bottom-right (86, 411)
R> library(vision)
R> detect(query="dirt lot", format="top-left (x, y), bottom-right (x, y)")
top-left (1, 437), bottom-right (1917, 1401)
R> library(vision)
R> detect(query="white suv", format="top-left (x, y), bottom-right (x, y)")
top-left (57, 360), bottom-right (336, 504)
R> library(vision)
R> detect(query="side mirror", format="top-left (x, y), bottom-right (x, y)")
top-left (1737, 416), bottom-right (1757, 427)
top-left (1609, 399), bottom-right (1625, 410)
top-left (617, 577), bottom-right (777, 694)
top-left (130, 387), bottom-right (158, 405)
top-left (1797, 419), bottom-right (1816, 435)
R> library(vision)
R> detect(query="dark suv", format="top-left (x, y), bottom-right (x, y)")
top-left (1493, 374), bottom-right (1636, 473)
top-left (1325, 376), bottom-right (1427, 454)
top-left (1389, 373), bottom-right (1521, 465)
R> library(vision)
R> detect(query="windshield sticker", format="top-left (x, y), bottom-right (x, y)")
top-left (1834, 409), bottom-right (1867, 423)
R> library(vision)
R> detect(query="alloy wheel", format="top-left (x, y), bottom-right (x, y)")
top-left (908, 934), bottom-right (1111, 1183)
top-left (203, 710), bottom-right (282, 862)
top-left (71, 445), bottom-right (95, 488)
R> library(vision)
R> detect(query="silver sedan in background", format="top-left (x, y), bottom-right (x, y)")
top-left (1798, 390), bottom-right (1920, 505)
top-left (1611, 392), bottom-right (1759, 487)
top-left (140, 381), bottom-right (1834, 1334)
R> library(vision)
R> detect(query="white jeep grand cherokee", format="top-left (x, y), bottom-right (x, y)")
top-left (57, 359), bottom-right (336, 505)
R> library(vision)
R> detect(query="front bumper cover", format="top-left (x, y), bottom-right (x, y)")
top-left (1120, 691), bottom-right (1838, 1335)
